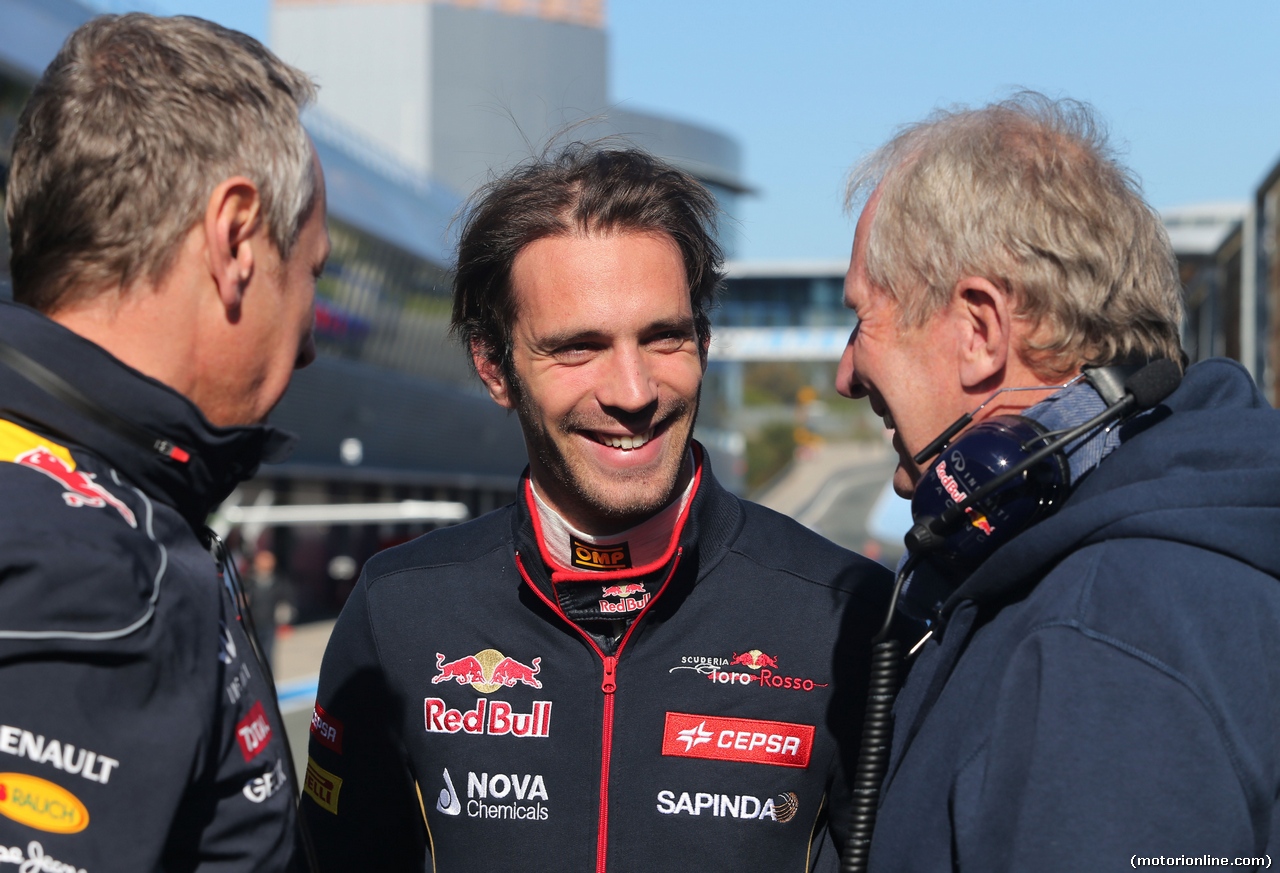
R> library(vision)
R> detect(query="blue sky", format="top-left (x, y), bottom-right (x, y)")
top-left (156, 0), bottom-right (1280, 262)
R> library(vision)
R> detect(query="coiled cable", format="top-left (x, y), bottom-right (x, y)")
top-left (841, 556), bottom-right (916, 873)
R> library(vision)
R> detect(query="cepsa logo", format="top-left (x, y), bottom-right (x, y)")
top-left (310, 704), bottom-right (343, 754)
top-left (669, 650), bottom-right (828, 693)
top-left (662, 713), bottom-right (814, 769)
top-left (235, 701), bottom-right (272, 763)
top-left (0, 773), bottom-right (89, 834)
top-left (657, 789), bottom-right (799, 823)
top-left (436, 768), bottom-right (550, 821)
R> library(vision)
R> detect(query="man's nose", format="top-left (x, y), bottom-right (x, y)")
top-left (835, 328), bottom-right (866, 399)
top-left (598, 344), bottom-right (659, 413)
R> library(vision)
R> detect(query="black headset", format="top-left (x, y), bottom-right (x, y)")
top-left (904, 357), bottom-right (1183, 575)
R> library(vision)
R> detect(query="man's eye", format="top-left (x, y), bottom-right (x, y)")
top-left (649, 332), bottom-right (691, 350)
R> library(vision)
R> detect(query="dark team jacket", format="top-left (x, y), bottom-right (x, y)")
top-left (868, 359), bottom-right (1280, 872)
top-left (0, 301), bottom-right (299, 871)
top-left (301, 450), bottom-right (894, 872)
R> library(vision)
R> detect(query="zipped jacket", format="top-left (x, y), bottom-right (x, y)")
top-left (0, 300), bottom-right (300, 871)
top-left (301, 450), bottom-right (893, 872)
top-left (868, 359), bottom-right (1280, 871)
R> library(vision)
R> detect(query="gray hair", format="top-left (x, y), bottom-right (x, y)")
top-left (846, 92), bottom-right (1184, 377)
top-left (6, 13), bottom-right (317, 312)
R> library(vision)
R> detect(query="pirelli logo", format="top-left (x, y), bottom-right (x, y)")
top-left (570, 537), bottom-right (632, 571)
top-left (304, 756), bottom-right (343, 814)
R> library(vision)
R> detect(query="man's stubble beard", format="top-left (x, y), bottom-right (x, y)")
top-left (510, 372), bottom-right (700, 530)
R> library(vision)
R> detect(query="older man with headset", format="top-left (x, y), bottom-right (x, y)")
top-left (836, 93), bottom-right (1280, 871)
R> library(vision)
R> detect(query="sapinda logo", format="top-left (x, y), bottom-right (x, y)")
top-left (657, 789), bottom-right (799, 823)
top-left (436, 768), bottom-right (550, 821)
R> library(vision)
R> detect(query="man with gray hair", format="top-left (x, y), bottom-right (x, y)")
top-left (836, 93), bottom-right (1280, 870)
top-left (0, 14), bottom-right (326, 870)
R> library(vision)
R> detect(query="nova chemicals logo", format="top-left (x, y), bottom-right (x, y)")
top-left (657, 789), bottom-right (799, 823)
top-left (437, 768), bottom-right (549, 822)
top-left (433, 649), bottom-right (541, 693)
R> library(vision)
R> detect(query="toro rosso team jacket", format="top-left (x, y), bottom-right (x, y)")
top-left (301, 450), bottom-right (893, 872)
top-left (0, 301), bottom-right (300, 871)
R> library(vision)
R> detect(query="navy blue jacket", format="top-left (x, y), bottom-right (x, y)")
top-left (301, 454), bottom-right (894, 872)
top-left (869, 359), bottom-right (1280, 871)
top-left (0, 301), bottom-right (300, 871)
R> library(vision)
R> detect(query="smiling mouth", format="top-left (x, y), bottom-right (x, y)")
top-left (592, 428), bottom-right (655, 451)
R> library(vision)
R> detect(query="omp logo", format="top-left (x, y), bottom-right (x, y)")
top-left (303, 757), bottom-right (342, 815)
top-left (1, 420), bottom-right (136, 528)
top-left (0, 773), bottom-right (89, 834)
top-left (432, 650), bottom-right (541, 693)
top-left (662, 713), bottom-right (815, 769)
top-left (657, 790), bottom-right (799, 823)
top-left (570, 537), bottom-right (631, 570)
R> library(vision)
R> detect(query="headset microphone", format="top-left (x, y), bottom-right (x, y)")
top-left (905, 358), bottom-right (1182, 568)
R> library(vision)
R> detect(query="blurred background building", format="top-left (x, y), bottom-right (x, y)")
top-left (3, 0), bottom-right (1280, 621)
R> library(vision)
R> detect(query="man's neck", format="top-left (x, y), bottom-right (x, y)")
top-left (530, 451), bottom-right (696, 573)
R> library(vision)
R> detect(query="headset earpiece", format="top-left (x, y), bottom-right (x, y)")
top-left (908, 415), bottom-right (1069, 575)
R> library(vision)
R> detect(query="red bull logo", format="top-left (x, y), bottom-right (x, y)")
top-left (934, 459), bottom-right (996, 537)
top-left (601, 584), bottom-right (646, 599)
top-left (424, 699), bottom-right (552, 738)
top-left (433, 649), bottom-right (542, 693)
top-left (3, 427), bottom-right (137, 528)
top-left (729, 650), bottom-right (778, 670)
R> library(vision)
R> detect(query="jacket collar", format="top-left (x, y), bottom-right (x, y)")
top-left (511, 441), bottom-right (743, 604)
top-left (0, 300), bottom-right (294, 530)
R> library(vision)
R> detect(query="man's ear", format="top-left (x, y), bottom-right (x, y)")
top-left (953, 275), bottom-right (1014, 390)
top-left (204, 176), bottom-right (263, 317)
top-left (472, 342), bottom-right (515, 409)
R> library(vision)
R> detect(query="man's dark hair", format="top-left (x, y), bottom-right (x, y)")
top-left (451, 144), bottom-right (724, 375)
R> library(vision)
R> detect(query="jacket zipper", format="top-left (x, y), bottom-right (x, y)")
top-left (515, 548), bottom-right (682, 873)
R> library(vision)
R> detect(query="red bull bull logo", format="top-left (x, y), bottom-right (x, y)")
top-left (433, 649), bottom-right (542, 693)
top-left (1, 420), bottom-right (137, 528)
top-left (598, 583), bottom-right (650, 614)
top-left (729, 650), bottom-right (778, 670)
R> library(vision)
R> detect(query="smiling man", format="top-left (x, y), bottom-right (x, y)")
top-left (0, 13), bottom-right (325, 872)
top-left (836, 94), bottom-right (1280, 871)
top-left (302, 146), bottom-right (893, 871)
